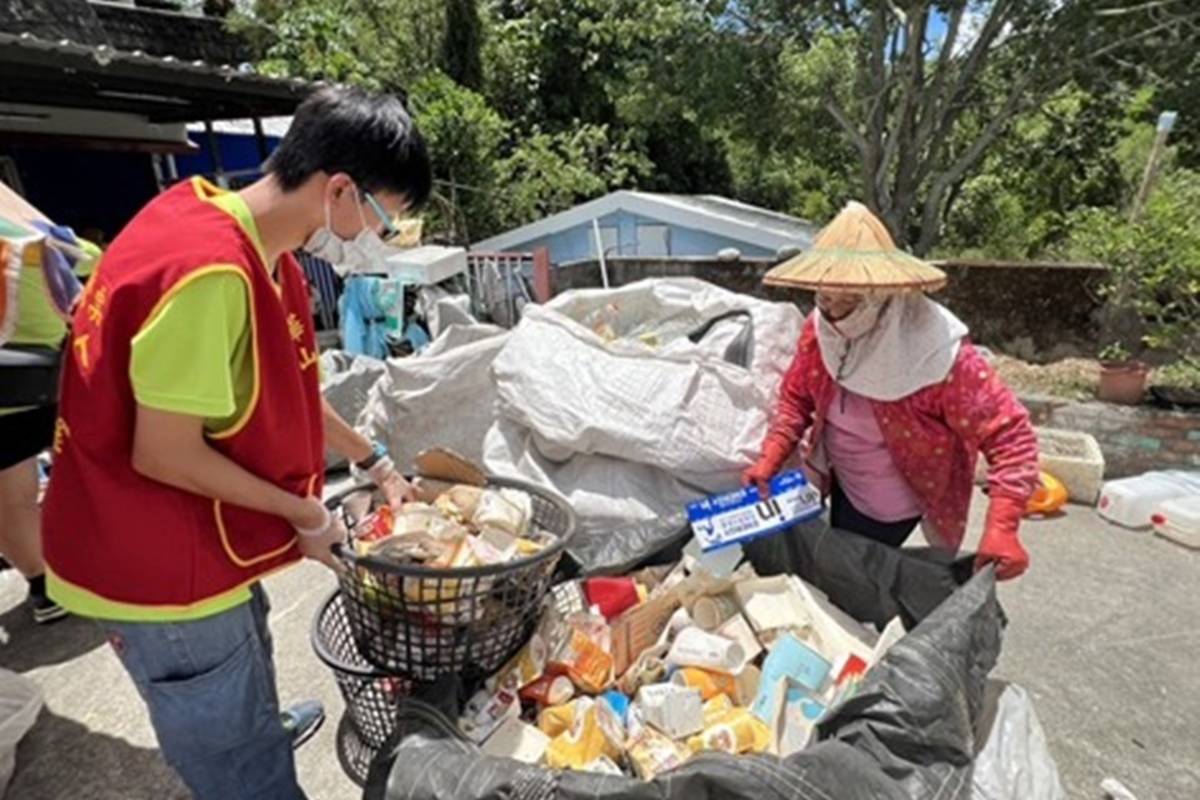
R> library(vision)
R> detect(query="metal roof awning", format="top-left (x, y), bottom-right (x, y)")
top-left (0, 30), bottom-right (314, 123)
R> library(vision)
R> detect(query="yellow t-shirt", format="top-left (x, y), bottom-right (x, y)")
top-left (129, 192), bottom-right (258, 431)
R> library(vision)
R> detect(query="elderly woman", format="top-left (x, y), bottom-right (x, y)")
top-left (744, 203), bottom-right (1039, 579)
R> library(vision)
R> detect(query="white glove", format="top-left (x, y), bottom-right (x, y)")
top-left (294, 504), bottom-right (348, 570)
top-left (367, 456), bottom-right (415, 512)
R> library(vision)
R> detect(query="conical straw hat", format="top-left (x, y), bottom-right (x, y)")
top-left (763, 201), bottom-right (946, 293)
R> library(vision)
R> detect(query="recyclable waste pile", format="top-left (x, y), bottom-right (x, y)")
top-left (350, 484), bottom-right (548, 576)
top-left (330, 459), bottom-right (576, 683)
top-left (451, 553), bottom-right (906, 779)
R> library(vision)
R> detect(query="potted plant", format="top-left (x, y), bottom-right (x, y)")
top-left (1097, 342), bottom-right (1149, 405)
top-left (1062, 171), bottom-right (1200, 407)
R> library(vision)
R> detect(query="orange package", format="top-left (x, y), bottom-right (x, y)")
top-left (672, 666), bottom-right (759, 704)
top-left (550, 630), bottom-right (614, 694)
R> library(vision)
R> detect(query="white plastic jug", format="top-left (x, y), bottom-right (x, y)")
top-left (1096, 471), bottom-right (1200, 529)
top-left (1152, 495), bottom-right (1200, 550)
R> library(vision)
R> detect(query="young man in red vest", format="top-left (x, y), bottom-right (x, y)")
top-left (41, 87), bottom-right (431, 799)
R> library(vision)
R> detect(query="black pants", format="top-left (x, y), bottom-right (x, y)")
top-left (830, 481), bottom-right (921, 548)
top-left (0, 404), bottom-right (56, 471)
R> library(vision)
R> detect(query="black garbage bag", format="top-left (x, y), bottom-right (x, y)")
top-left (363, 521), bottom-right (1004, 800)
top-left (741, 517), bottom-right (977, 630)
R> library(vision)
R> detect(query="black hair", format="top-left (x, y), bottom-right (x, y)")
top-left (267, 86), bottom-right (432, 209)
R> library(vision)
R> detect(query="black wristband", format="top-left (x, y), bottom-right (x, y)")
top-left (355, 449), bottom-right (384, 472)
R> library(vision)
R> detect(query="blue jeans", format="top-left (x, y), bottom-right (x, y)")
top-left (102, 584), bottom-right (304, 800)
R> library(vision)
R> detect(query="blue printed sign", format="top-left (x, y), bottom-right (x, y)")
top-left (687, 470), bottom-right (823, 552)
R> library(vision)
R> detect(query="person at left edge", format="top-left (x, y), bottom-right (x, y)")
top-left (40, 86), bottom-right (432, 800)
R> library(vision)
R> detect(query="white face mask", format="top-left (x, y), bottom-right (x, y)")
top-left (827, 297), bottom-right (887, 341)
top-left (302, 190), bottom-right (391, 276)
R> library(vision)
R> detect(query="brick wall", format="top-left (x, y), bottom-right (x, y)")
top-left (553, 257), bottom-right (1107, 360)
top-left (1020, 394), bottom-right (1200, 478)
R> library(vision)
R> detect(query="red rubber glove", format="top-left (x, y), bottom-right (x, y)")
top-left (975, 493), bottom-right (1030, 580)
top-left (741, 437), bottom-right (793, 498)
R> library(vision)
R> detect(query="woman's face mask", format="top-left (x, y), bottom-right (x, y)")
top-left (302, 183), bottom-right (396, 276)
top-left (816, 291), bottom-right (864, 322)
top-left (821, 294), bottom-right (886, 340)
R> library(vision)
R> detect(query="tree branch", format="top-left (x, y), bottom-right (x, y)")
top-left (824, 96), bottom-right (869, 159)
top-left (862, 1), bottom-right (894, 207)
top-left (915, 0), bottom-right (964, 148)
top-left (888, 6), bottom-right (933, 234)
top-left (925, 0), bottom-right (1016, 164)
top-left (1086, 17), bottom-right (1191, 62)
top-left (1096, 0), bottom-right (1190, 17)
top-left (914, 74), bottom-right (1042, 255)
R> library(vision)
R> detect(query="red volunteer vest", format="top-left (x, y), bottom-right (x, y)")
top-left (43, 178), bottom-right (325, 609)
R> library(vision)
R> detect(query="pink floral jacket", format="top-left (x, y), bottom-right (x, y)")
top-left (765, 316), bottom-right (1040, 552)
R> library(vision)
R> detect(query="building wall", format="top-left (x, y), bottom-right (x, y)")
top-left (1022, 394), bottom-right (1200, 477)
top-left (496, 209), bottom-right (775, 263)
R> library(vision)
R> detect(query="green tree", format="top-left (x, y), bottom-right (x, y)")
top-left (735, 0), bottom-right (1200, 254)
top-left (442, 0), bottom-right (484, 90)
top-left (937, 86), bottom-right (1130, 259)
top-left (1061, 169), bottom-right (1200, 358)
top-left (493, 125), bottom-right (652, 231)
top-left (237, 0), bottom-right (446, 89)
top-left (236, 0), bottom-right (1196, 258)
top-left (405, 72), bottom-right (508, 242)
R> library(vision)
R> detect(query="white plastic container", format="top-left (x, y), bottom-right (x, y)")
top-left (973, 427), bottom-right (1106, 504)
top-left (382, 245), bottom-right (467, 285)
top-left (1096, 471), bottom-right (1200, 529)
top-left (1152, 495), bottom-right (1200, 550)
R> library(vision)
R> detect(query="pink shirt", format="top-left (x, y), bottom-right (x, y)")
top-left (823, 386), bottom-right (924, 522)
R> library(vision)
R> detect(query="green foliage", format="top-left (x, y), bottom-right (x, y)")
top-left (397, 73), bottom-right (652, 242)
top-left (239, 0), bottom-right (445, 89)
top-left (442, 0), bottom-right (484, 90)
top-left (725, 140), bottom-right (852, 224)
top-left (1153, 358), bottom-right (1200, 391)
top-left (405, 72), bottom-right (508, 240)
top-left (492, 126), bottom-right (652, 232)
top-left (1098, 342), bottom-right (1131, 363)
top-left (1062, 169), bottom-right (1200, 359)
top-left (240, 0), bottom-right (1197, 263)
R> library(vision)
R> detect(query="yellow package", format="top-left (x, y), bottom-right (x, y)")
top-left (403, 538), bottom-right (477, 606)
top-left (686, 708), bottom-right (771, 755)
top-left (515, 537), bottom-right (544, 556)
top-left (538, 701), bottom-right (577, 738)
top-left (544, 701), bottom-right (621, 770)
top-left (672, 667), bottom-right (734, 701)
top-left (626, 728), bottom-right (691, 780)
top-left (492, 634), bottom-right (547, 693)
top-left (673, 666), bottom-right (759, 704)
top-left (701, 694), bottom-right (734, 727)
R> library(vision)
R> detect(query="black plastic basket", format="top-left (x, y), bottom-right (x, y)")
top-left (327, 477), bottom-right (576, 680)
top-left (334, 713), bottom-right (373, 788)
top-left (311, 590), bottom-right (415, 752)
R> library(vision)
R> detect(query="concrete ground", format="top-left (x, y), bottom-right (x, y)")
top-left (2, 487), bottom-right (1198, 799)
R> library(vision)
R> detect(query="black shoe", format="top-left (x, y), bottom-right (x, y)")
top-left (29, 592), bottom-right (67, 625)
